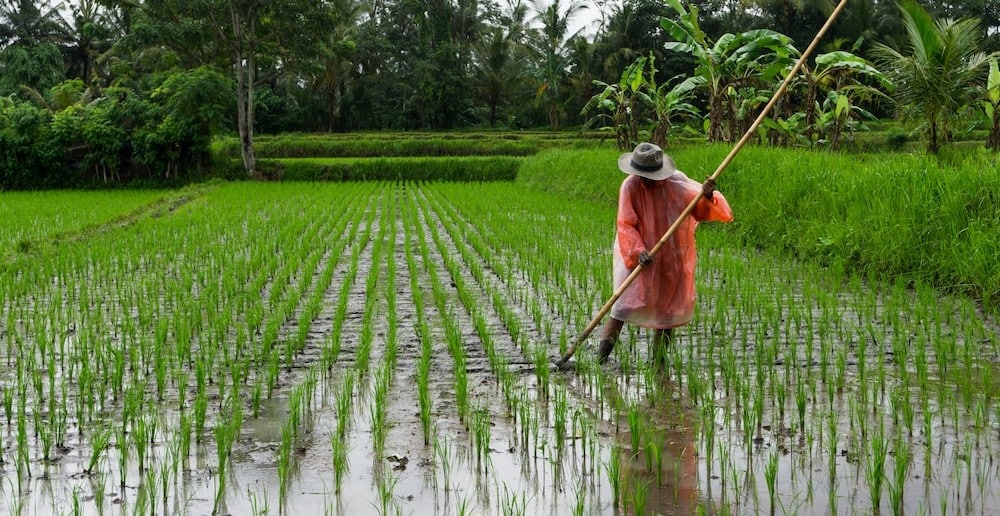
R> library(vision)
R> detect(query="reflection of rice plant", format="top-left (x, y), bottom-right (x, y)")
top-left (498, 483), bottom-right (527, 515)
top-left (604, 445), bottom-right (622, 507)
top-left (764, 450), bottom-right (779, 516)
top-left (471, 404), bottom-right (492, 468)
top-left (436, 438), bottom-right (453, 491)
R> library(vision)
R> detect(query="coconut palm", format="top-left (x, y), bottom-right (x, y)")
top-left (0, 0), bottom-right (69, 47)
top-left (872, 0), bottom-right (995, 153)
top-left (531, 0), bottom-right (587, 128)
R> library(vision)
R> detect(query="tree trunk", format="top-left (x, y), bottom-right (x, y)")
top-left (232, 1), bottom-right (257, 177)
top-left (805, 77), bottom-right (816, 145)
top-left (928, 114), bottom-right (939, 154)
top-left (989, 107), bottom-right (1000, 151)
top-left (708, 90), bottom-right (723, 142)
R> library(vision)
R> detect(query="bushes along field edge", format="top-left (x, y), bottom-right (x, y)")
top-left (246, 157), bottom-right (521, 182)
top-left (213, 136), bottom-right (542, 158)
top-left (518, 145), bottom-right (1000, 308)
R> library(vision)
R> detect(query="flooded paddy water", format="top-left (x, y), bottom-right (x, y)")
top-left (2, 181), bottom-right (999, 515)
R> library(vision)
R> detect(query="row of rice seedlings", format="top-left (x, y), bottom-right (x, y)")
top-left (428, 181), bottom-right (1000, 513)
top-left (401, 192), bottom-right (435, 445)
top-left (326, 186), bottom-right (389, 501)
top-left (679, 239), bottom-right (1000, 513)
top-left (418, 185), bottom-right (620, 510)
top-left (408, 194), bottom-right (471, 424)
top-left (0, 183), bottom-right (376, 510)
top-left (370, 187), bottom-right (399, 460)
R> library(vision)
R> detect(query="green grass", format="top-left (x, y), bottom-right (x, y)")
top-left (0, 189), bottom-right (165, 253)
top-left (518, 144), bottom-right (1000, 310)
top-left (253, 156), bottom-right (522, 182)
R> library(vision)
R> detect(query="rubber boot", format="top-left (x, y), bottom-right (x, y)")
top-left (597, 338), bottom-right (616, 364)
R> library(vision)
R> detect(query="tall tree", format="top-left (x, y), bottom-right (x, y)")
top-left (312, 0), bottom-right (363, 131)
top-left (873, 0), bottom-right (994, 153)
top-left (0, 0), bottom-right (68, 47)
top-left (0, 0), bottom-right (68, 96)
top-left (63, 0), bottom-right (115, 85)
top-left (531, 0), bottom-right (587, 128)
top-left (122, 0), bottom-right (332, 175)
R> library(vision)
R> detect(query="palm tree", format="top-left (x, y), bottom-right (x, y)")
top-left (872, 0), bottom-right (995, 153)
top-left (473, 25), bottom-right (529, 126)
top-left (531, 0), bottom-right (587, 128)
top-left (0, 0), bottom-right (69, 47)
top-left (314, 0), bottom-right (363, 131)
top-left (63, 0), bottom-right (115, 85)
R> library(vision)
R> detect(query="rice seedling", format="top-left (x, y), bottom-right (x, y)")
top-left (374, 470), bottom-right (400, 516)
top-left (471, 404), bottom-right (492, 469)
top-left (632, 478), bottom-right (650, 516)
top-left (435, 437), bottom-right (454, 491)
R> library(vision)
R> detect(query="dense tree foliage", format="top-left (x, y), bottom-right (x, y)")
top-left (1, 0), bottom-right (999, 184)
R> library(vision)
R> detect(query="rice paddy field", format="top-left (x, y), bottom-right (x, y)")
top-left (3, 177), bottom-right (1000, 515)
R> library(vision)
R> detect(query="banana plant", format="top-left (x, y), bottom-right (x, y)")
top-left (801, 50), bottom-right (892, 145)
top-left (644, 53), bottom-right (699, 148)
top-left (582, 55), bottom-right (646, 150)
top-left (761, 112), bottom-right (809, 147)
top-left (816, 88), bottom-right (876, 150)
top-left (985, 58), bottom-right (1000, 151)
top-left (661, 0), bottom-right (798, 143)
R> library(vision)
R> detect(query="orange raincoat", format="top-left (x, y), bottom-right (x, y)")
top-left (610, 171), bottom-right (733, 329)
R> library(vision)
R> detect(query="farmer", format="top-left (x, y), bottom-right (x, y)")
top-left (597, 142), bottom-right (733, 365)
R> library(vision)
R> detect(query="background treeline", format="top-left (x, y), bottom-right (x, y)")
top-left (1, 0), bottom-right (999, 186)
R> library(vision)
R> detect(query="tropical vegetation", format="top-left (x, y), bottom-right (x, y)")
top-left (1, 0), bottom-right (999, 186)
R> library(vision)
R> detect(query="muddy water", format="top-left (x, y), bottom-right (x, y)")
top-left (5, 182), bottom-right (1000, 515)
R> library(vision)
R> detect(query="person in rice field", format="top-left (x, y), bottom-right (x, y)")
top-left (597, 142), bottom-right (733, 366)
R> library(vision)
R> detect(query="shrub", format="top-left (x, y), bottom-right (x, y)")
top-left (257, 157), bottom-right (520, 182)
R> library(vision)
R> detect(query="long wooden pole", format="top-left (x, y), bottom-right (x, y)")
top-left (556, 0), bottom-right (851, 368)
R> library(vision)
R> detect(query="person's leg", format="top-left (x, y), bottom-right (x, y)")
top-left (597, 317), bottom-right (625, 363)
top-left (652, 328), bottom-right (674, 369)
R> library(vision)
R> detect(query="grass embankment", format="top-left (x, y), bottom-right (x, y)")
top-left (256, 156), bottom-right (521, 182)
top-left (212, 132), bottom-right (578, 181)
top-left (519, 144), bottom-right (1000, 310)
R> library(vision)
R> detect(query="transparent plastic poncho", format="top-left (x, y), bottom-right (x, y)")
top-left (610, 171), bottom-right (733, 329)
